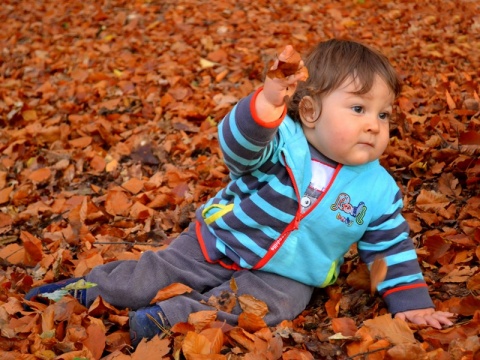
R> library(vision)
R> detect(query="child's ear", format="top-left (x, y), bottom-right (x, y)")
top-left (299, 96), bottom-right (320, 128)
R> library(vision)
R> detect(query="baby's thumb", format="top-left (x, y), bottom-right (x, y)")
top-left (394, 312), bottom-right (406, 321)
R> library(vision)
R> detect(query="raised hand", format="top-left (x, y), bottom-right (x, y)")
top-left (255, 45), bottom-right (308, 123)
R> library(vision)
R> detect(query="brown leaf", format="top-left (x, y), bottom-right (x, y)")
top-left (266, 47), bottom-right (308, 79)
top-left (82, 317), bottom-right (106, 360)
top-left (0, 186), bottom-right (13, 204)
top-left (363, 314), bottom-right (416, 345)
top-left (445, 90), bottom-right (456, 110)
top-left (331, 317), bottom-right (358, 337)
top-left (131, 336), bottom-right (171, 359)
top-left (238, 312), bottom-right (267, 333)
top-left (282, 348), bottom-right (315, 359)
top-left (69, 136), bottom-right (93, 148)
top-left (122, 178), bottom-right (145, 194)
top-left (28, 168), bottom-right (52, 183)
top-left (150, 283), bottom-right (193, 303)
top-left (199, 328), bottom-right (224, 354)
top-left (370, 257), bottom-right (387, 295)
top-left (238, 294), bottom-right (268, 318)
top-left (188, 311), bottom-right (217, 333)
top-left (20, 231), bottom-right (43, 266)
top-left (385, 343), bottom-right (427, 360)
top-left (105, 190), bottom-right (132, 216)
top-left (205, 290), bottom-right (237, 313)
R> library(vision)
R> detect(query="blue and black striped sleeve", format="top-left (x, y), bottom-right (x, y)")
top-left (218, 89), bottom-right (285, 178)
top-left (358, 189), bottom-right (434, 314)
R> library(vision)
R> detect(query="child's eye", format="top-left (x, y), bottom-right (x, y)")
top-left (379, 112), bottom-right (391, 120)
top-left (352, 106), bottom-right (364, 113)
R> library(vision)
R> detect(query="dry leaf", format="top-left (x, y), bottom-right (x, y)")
top-left (150, 283), bottom-right (194, 303)
top-left (188, 311), bottom-right (218, 333)
top-left (370, 257), bottom-right (387, 295)
top-left (266, 46), bottom-right (308, 79)
top-left (238, 295), bottom-right (268, 318)
top-left (363, 314), bottom-right (416, 345)
top-left (238, 312), bottom-right (267, 333)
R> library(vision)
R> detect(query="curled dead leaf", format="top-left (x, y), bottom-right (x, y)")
top-left (370, 256), bottom-right (387, 295)
top-left (238, 294), bottom-right (268, 318)
top-left (266, 46), bottom-right (309, 80)
top-left (238, 312), bottom-right (267, 333)
top-left (150, 283), bottom-right (194, 303)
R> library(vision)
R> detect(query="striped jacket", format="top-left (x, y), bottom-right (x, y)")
top-left (195, 89), bottom-right (434, 314)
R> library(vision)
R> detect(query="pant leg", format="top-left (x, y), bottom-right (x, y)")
top-left (84, 223), bottom-right (235, 309)
top-left (159, 269), bottom-right (314, 327)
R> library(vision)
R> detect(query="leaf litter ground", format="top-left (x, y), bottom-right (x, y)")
top-left (0, 0), bottom-right (480, 359)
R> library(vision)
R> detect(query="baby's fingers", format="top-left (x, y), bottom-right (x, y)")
top-left (431, 311), bottom-right (456, 327)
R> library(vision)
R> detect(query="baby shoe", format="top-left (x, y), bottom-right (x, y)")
top-left (24, 277), bottom-right (87, 305)
top-left (129, 305), bottom-right (170, 347)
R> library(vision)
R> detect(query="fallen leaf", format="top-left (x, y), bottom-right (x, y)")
top-left (370, 256), bottom-right (387, 295)
top-left (363, 314), bottom-right (416, 345)
top-left (150, 283), bottom-right (194, 303)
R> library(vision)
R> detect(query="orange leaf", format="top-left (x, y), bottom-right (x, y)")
top-left (131, 336), bottom-right (171, 359)
top-left (363, 313), bottom-right (416, 345)
top-left (238, 294), bottom-right (268, 318)
top-left (282, 348), bottom-right (315, 360)
top-left (445, 90), bottom-right (456, 110)
top-left (188, 311), bottom-right (218, 333)
top-left (238, 312), bottom-right (267, 333)
top-left (122, 178), bottom-right (145, 194)
top-left (129, 201), bottom-right (154, 220)
top-left (182, 331), bottom-right (212, 356)
top-left (199, 328), bottom-right (224, 354)
top-left (370, 256), bottom-right (387, 295)
top-left (69, 136), bottom-right (93, 148)
top-left (22, 109), bottom-right (37, 121)
top-left (331, 317), bottom-right (358, 337)
top-left (459, 130), bottom-right (480, 145)
top-left (0, 186), bottom-right (13, 204)
top-left (226, 327), bottom-right (256, 352)
top-left (105, 190), bottom-right (132, 216)
top-left (171, 322), bottom-right (196, 335)
top-left (90, 155), bottom-right (106, 173)
top-left (28, 168), bottom-right (51, 183)
top-left (41, 305), bottom-right (55, 332)
top-left (20, 231), bottom-right (43, 266)
top-left (467, 273), bottom-right (480, 291)
top-left (82, 317), bottom-right (106, 360)
top-left (150, 283), bottom-right (194, 303)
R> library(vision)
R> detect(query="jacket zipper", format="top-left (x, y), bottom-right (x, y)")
top-left (253, 157), bottom-right (342, 270)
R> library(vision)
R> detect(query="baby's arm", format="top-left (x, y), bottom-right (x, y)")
top-left (255, 45), bottom-right (308, 123)
top-left (395, 308), bottom-right (455, 329)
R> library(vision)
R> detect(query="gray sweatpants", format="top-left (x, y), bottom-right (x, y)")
top-left (84, 223), bottom-right (314, 326)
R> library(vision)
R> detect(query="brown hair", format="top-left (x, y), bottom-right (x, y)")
top-left (287, 39), bottom-right (402, 121)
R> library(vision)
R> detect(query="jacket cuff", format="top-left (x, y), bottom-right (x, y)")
top-left (250, 87), bottom-right (287, 128)
top-left (382, 284), bottom-right (434, 314)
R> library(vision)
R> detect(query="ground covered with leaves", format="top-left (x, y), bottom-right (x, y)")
top-left (0, 0), bottom-right (480, 359)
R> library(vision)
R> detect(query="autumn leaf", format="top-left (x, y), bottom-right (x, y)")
top-left (238, 294), bottom-right (269, 318)
top-left (238, 312), bottom-right (267, 333)
top-left (2, 0), bottom-right (480, 359)
top-left (369, 256), bottom-right (387, 295)
top-left (363, 314), bottom-right (416, 345)
top-left (267, 46), bottom-right (308, 79)
top-left (150, 283), bottom-right (194, 303)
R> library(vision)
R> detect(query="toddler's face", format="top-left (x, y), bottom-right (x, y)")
top-left (302, 75), bottom-right (393, 166)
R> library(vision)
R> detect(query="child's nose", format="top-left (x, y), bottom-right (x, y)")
top-left (365, 115), bottom-right (380, 132)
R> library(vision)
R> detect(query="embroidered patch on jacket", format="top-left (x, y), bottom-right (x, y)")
top-left (330, 193), bottom-right (366, 226)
